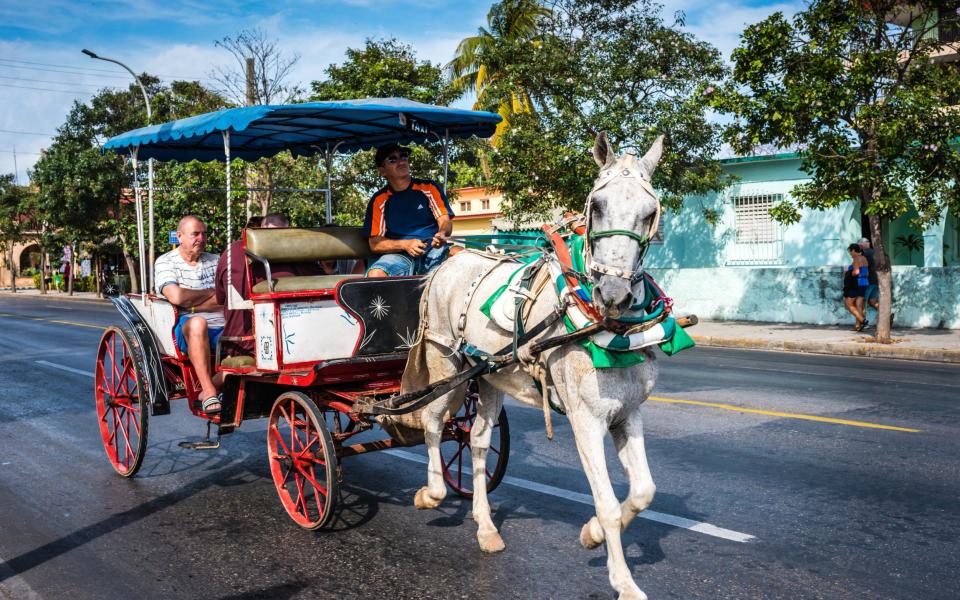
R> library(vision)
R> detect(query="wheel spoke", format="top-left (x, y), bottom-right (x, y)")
top-left (270, 424), bottom-right (292, 457)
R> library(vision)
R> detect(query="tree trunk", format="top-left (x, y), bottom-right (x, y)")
top-left (124, 251), bottom-right (140, 294)
top-left (95, 255), bottom-right (102, 298)
top-left (8, 245), bottom-right (15, 293)
top-left (39, 248), bottom-right (48, 294)
top-left (868, 213), bottom-right (892, 341)
top-left (67, 244), bottom-right (75, 296)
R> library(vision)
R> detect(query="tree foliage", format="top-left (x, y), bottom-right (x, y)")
top-left (711, 0), bottom-right (960, 340)
top-left (447, 0), bottom-right (552, 142)
top-left (309, 39), bottom-right (478, 224)
top-left (481, 0), bottom-right (729, 221)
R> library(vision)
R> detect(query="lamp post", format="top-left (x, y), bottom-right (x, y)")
top-left (82, 49), bottom-right (155, 293)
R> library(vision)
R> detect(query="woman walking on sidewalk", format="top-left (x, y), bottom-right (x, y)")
top-left (843, 243), bottom-right (869, 331)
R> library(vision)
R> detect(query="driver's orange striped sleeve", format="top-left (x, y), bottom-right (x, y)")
top-left (369, 191), bottom-right (390, 237)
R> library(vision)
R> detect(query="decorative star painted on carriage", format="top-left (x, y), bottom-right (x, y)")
top-left (396, 327), bottom-right (418, 349)
top-left (369, 296), bottom-right (390, 320)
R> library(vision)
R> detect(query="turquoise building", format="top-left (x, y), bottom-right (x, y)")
top-left (645, 153), bottom-right (960, 329)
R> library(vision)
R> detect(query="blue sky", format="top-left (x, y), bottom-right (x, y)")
top-left (0, 0), bottom-right (799, 183)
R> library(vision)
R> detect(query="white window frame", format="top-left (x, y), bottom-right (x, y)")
top-left (727, 193), bottom-right (784, 265)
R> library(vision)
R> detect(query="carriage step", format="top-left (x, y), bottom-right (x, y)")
top-left (177, 421), bottom-right (221, 450)
top-left (178, 438), bottom-right (221, 450)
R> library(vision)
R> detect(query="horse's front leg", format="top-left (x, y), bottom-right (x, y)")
top-left (414, 385), bottom-right (461, 510)
top-left (581, 409), bottom-right (655, 549)
top-left (568, 411), bottom-right (647, 600)
top-left (470, 378), bottom-right (505, 552)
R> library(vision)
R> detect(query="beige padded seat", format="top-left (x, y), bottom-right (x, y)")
top-left (252, 273), bottom-right (362, 294)
top-left (220, 355), bottom-right (255, 368)
top-left (244, 227), bottom-right (372, 294)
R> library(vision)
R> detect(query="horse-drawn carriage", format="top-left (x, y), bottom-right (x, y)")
top-left (94, 99), bottom-right (509, 529)
top-left (96, 97), bottom-right (697, 600)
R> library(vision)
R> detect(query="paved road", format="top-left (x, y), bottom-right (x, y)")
top-left (0, 295), bottom-right (957, 600)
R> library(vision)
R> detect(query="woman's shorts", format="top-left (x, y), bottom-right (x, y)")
top-left (843, 287), bottom-right (866, 298)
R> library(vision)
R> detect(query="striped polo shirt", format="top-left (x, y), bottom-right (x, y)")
top-left (155, 249), bottom-right (224, 327)
top-left (361, 178), bottom-right (454, 241)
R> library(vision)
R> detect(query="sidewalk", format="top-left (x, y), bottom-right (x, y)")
top-left (1, 289), bottom-right (957, 363)
top-left (690, 319), bottom-right (960, 364)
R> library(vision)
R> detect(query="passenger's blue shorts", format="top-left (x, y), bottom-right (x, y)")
top-left (367, 245), bottom-right (449, 277)
top-left (865, 284), bottom-right (879, 302)
top-left (173, 314), bottom-right (224, 353)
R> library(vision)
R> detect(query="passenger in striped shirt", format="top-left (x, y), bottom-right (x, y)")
top-left (155, 215), bottom-right (224, 414)
top-left (361, 143), bottom-right (455, 277)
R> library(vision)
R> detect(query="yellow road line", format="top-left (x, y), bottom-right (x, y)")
top-left (648, 396), bottom-right (921, 433)
top-left (0, 313), bottom-right (105, 330)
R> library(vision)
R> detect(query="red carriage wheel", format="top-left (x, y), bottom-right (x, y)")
top-left (267, 392), bottom-right (338, 529)
top-left (440, 381), bottom-right (510, 498)
top-left (94, 326), bottom-right (150, 477)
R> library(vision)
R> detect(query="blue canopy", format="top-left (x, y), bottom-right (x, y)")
top-left (102, 98), bottom-right (501, 162)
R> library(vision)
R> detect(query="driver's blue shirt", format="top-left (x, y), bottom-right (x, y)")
top-left (361, 178), bottom-right (454, 241)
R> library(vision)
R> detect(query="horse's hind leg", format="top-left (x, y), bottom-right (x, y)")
top-left (470, 378), bottom-right (505, 553)
top-left (569, 411), bottom-right (647, 600)
top-left (581, 409), bottom-right (655, 550)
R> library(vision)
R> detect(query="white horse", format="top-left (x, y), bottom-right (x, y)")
top-left (400, 133), bottom-right (664, 600)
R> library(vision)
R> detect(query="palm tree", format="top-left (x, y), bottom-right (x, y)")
top-left (446, 0), bottom-right (551, 143)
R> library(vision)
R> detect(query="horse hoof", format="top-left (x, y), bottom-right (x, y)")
top-left (414, 486), bottom-right (442, 510)
top-left (478, 530), bottom-right (506, 553)
top-left (618, 589), bottom-right (647, 600)
top-left (580, 518), bottom-right (604, 549)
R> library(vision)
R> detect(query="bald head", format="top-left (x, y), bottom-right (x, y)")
top-left (177, 215), bottom-right (205, 233)
top-left (176, 215), bottom-right (208, 261)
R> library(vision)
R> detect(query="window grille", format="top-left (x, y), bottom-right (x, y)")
top-left (728, 193), bottom-right (784, 265)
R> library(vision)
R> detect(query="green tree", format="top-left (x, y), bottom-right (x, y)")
top-left (483, 0), bottom-right (729, 221)
top-left (0, 174), bottom-right (30, 292)
top-left (712, 0), bottom-right (960, 341)
top-left (447, 0), bottom-right (552, 143)
top-left (309, 39), bottom-right (474, 224)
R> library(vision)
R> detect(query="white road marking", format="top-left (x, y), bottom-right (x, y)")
top-left (32, 363), bottom-right (755, 544)
top-left (383, 449), bottom-right (754, 543)
top-left (35, 361), bottom-right (93, 378)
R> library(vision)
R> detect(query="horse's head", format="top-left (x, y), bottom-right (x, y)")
top-left (586, 132), bottom-right (663, 318)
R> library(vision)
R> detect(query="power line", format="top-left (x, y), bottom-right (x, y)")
top-left (0, 149), bottom-right (43, 156)
top-left (0, 57), bottom-right (211, 82)
top-left (0, 82), bottom-right (93, 95)
top-left (0, 129), bottom-right (56, 136)
top-left (0, 63), bottom-right (144, 81)
top-left (0, 74), bottom-right (118, 92)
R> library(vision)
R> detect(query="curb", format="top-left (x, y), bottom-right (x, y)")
top-left (692, 335), bottom-right (960, 364)
top-left (0, 291), bottom-right (109, 305)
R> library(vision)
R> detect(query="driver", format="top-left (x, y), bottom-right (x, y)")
top-left (155, 215), bottom-right (224, 415)
top-left (361, 143), bottom-right (454, 277)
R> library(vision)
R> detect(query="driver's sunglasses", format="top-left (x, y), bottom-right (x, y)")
top-left (385, 153), bottom-right (410, 165)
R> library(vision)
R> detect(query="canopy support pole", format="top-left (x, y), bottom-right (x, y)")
top-left (442, 128), bottom-right (450, 194)
top-left (148, 157), bottom-right (155, 294)
top-left (130, 148), bottom-right (147, 306)
top-left (324, 144), bottom-right (332, 225)
top-left (224, 130), bottom-right (233, 311)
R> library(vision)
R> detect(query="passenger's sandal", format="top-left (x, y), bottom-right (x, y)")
top-left (201, 394), bottom-right (222, 415)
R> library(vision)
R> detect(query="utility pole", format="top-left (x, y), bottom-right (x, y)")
top-left (11, 145), bottom-right (18, 185)
top-left (245, 57), bottom-right (255, 222)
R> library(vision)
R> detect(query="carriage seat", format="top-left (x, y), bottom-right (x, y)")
top-left (245, 227), bottom-right (372, 294)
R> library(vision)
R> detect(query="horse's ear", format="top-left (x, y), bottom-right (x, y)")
top-left (639, 135), bottom-right (665, 179)
top-left (592, 132), bottom-right (616, 169)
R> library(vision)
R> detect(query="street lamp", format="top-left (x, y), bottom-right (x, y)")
top-left (82, 49), bottom-right (155, 294)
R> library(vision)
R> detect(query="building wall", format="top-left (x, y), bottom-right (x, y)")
top-left (646, 154), bottom-right (862, 270)
top-left (450, 186), bottom-right (503, 235)
top-left (645, 153), bottom-right (960, 329)
top-left (648, 265), bottom-right (960, 329)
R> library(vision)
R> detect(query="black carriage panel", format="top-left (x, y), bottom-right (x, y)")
top-left (335, 277), bottom-right (424, 356)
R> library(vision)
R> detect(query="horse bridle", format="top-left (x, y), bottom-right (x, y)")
top-left (583, 162), bottom-right (661, 283)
